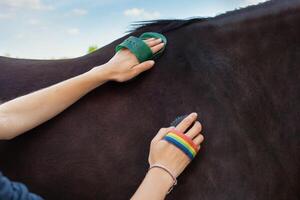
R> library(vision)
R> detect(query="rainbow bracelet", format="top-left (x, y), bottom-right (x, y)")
top-left (164, 129), bottom-right (199, 160)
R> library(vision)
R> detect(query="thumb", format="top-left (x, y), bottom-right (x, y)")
top-left (151, 126), bottom-right (175, 144)
top-left (132, 60), bottom-right (155, 74)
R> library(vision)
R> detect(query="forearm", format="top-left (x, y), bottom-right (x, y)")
top-left (132, 114), bottom-right (203, 200)
top-left (0, 64), bottom-right (111, 140)
top-left (131, 168), bottom-right (173, 200)
top-left (0, 38), bottom-right (160, 140)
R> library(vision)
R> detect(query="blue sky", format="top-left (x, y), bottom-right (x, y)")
top-left (0, 0), bottom-right (266, 59)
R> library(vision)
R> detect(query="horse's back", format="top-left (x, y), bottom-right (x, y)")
top-left (0, 1), bottom-right (300, 199)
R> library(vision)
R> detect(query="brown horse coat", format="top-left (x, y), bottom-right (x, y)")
top-left (0, 0), bottom-right (299, 199)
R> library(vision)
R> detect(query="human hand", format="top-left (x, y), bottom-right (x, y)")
top-left (148, 113), bottom-right (204, 177)
top-left (91, 38), bottom-right (164, 82)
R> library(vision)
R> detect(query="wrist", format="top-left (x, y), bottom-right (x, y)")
top-left (131, 166), bottom-right (175, 200)
top-left (146, 167), bottom-right (174, 193)
top-left (86, 63), bottom-right (113, 84)
top-left (98, 63), bottom-right (115, 81)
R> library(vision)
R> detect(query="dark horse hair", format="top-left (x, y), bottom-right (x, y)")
top-left (0, 0), bottom-right (299, 199)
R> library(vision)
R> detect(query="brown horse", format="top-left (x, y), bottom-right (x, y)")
top-left (0, 0), bottom-right (299, 199)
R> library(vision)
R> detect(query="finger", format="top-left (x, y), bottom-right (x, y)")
top-left (193, 134), bottom-right (204, 146)
top-left (132, 60), bottom-right (155, 75)
top-left (144, 38), bottom-right (155, 42)
top-left (145, 38), bottom-right (162, 47)
top-left (176, 112), bottom-right (198, 133)
top-left (185, 121), bottom-right (202, 139)
top-left (151, 127), bottom-right (174, 144)
top-left (151, 43), bottom-right (165, 54)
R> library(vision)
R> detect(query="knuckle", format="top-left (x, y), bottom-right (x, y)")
top-left (150, 138), bottom-right (155, 144)
top-left (183, 117), bottom-right (192, 124)
top-left (200, 134), bottom-right (204, 141)
top-left (194, 121), bottom-right (202, 131)
top-left (198, 121), bottom-right (203, 129)
top-left (148, 156), bottom-right (153, 164)
top-left (132, 69), bottom-right (139, 76)
top-left (196, 135), bottom-right (203, 142)
top-left (160, 127), bottom-right (167, 132)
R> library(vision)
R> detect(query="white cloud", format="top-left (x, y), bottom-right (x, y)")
top-left (0, 0), bottom-right (53, 10)
top-left (67, 28), bottom-right (80, 35)
top-left (124, 8), bottom-right (144, 16)
top-left (71, 8), bottom-right (87, 16)
top-left (124, 8), bottom-right (161, 19)
top-left (27, 18), bottom-right (40, 25)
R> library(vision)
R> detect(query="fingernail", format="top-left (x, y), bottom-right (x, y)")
top-left (191, 112), bottom-right (197, 117)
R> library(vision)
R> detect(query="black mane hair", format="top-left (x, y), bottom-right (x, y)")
top-left (129, 18), bottom-right (206, 33)
top-left (0, 0), bottom-right (299, 199)
top-left (129, 0), bottom-right (297, 34)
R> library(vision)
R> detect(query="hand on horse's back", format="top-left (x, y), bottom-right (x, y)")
top-left (90, 38), bottom-right (164, 82)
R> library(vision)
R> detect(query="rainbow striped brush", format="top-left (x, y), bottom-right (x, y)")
top-left (164, 129), bottom-right (199, 160)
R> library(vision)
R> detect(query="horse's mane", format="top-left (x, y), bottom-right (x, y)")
top-left (1, 0), bottom-right (299, 199)
top-left (129, 0), bottom-right (298, 34)
top-left (129, 18), bottom-right (206, 33)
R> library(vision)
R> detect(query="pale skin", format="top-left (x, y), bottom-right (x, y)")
top-left (0, 38), bottom-right (204, 199)
top-left (132, 113), bottom-right (204, 200)
top-left (0, 38), bottom-right (163, 140)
